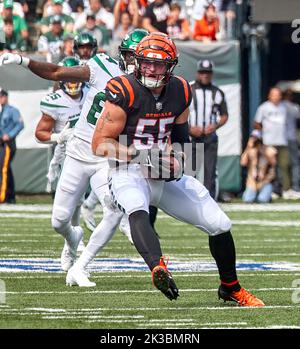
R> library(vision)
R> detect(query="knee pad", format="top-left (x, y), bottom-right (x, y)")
top-left (209, 212), bottom-right (232, 236)
top-left (51, 206), bottom-right (72, 231)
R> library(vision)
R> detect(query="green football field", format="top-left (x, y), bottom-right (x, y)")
top-left (1, 199), bottom-right (300, 329)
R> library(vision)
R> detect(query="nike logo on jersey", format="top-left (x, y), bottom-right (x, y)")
top-left (109, 91), bottom-right (117, 99)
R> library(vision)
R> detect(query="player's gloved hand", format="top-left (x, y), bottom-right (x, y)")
top-left (53, 143), bottom-right (66, 164)
top-left (130, 148), bottom-right (185, 181)
top-left (46, 159), bottom-right (60, 184)
top-left (50, 123), bottom-right (74, 144)
top-left (103, 194), bottom-right (120, 213)
top-left (0, 53), bottom-right (29, 67)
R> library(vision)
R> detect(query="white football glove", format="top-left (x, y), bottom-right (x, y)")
top-left (103, 195), bottom-right (120, 213)
top-left (46, 160), bottom-right (61, 184)
top-left (51, 123), bottom-right (74, 144)
top-left (0, 53), bottom-right (21, 66)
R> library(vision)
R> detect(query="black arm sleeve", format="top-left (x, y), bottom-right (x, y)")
top-left (171, 122), bottom-right (190, 145)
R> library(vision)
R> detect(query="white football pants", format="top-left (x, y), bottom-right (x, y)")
top-left (109, 165), bottom-right (232, 236)
top-left (52, 155), bottom-right (123, 251)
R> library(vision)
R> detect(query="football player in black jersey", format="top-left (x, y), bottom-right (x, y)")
top-left (92, 33), bottom-right (265, 306)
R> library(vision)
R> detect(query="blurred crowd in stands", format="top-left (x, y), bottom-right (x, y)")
top-left (0, 0), bottom-right (238, 60)
top-left (241, 88), bottom-right (300, 203)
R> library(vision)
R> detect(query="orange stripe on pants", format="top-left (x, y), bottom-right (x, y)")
top-left (0, 144), bottom-right (11, 203)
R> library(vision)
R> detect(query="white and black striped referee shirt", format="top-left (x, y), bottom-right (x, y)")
top-left (188, 81), bottom-right (228, 129)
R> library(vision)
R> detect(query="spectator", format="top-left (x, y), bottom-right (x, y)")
top-left (40, 0), bottom-right (74, 34)
top-left (114, 0), bottom-right (139, 39)
top-left (167, 3), bottom-right (190, 41)
top-left (59, 32), bottom-right (74, 59)
top-left (113, 11), bottom-right (136, 41)
top-left (67, 0), bottom-right (85, 13)
top-left (215, 0), bottom-right (236, 40)
top-left (74, 0), bottom-right (114, 32)
top-left (38, 14), bottom-right (65, 61)
top-left (117, 0), bottom-right (148, 17)
top-left (188, 59), bottom-right (228, 200)
top-left (240, 130), bottom-right (277, 203)
top-left (193, 2), bottom-right (219, 42)
top-left (254, 87), bottom-right (291, 198)
top-left (0, 0), bottom-right (28, 39)
top-left (142, 0), bottom-right (171, 34)
top-left (78, 13), bottom-right (110, 52)
top-left (0, 17), bottom-right (27, 53)
top-left (0, 0), bottom-right (26, 18)
top-left (282, 89), bottom-right (300, 196)
top-left (192, 0), bottom-right (210, 20)
top-left (0, 87), bottom-right (24, 204)
top-left (42, 0), bottom-right (72, 17)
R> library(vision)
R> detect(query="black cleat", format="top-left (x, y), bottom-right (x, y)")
top-left (218, 285), bottom-right (265, 307)
top-left (152, 257), bottom-right (179, 301)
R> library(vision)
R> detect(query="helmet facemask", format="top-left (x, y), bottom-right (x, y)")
top-left (135, 56), bottom-right (177, 89)
top-left (134, 33), bottom-right (178, 89)
top-left (119, 48), bottom-right (136, 74)
top-left (75, 44), bottom-right (97, 63)
top-left (61, 82), bottom-right (83, 96)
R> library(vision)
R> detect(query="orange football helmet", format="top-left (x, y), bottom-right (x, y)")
top-left (134, 32), bottom-right (179, 88)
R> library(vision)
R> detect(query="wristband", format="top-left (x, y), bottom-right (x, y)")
top-left (18, 55), bottom-right (30, 67)
top-left (50, 133), bottom-right (60, 143)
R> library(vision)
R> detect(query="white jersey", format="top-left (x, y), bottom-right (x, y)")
top-left (67, 53), bottom-right (123, 163)
top-left (40, 87), bottom-right (89, 132)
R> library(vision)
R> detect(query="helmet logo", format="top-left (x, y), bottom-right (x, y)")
top-left (146, 52), bottom-right (163, 59)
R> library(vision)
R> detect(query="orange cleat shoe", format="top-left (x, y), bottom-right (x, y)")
top-left (218, 286), bottom-right (265, 307)
top-left (152, 257), bottom-right (179, 301)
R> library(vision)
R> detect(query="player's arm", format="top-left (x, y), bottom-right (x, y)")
top-left (35, 114), bottom-right (56, 143)
top-left (92, 101), bottom-right (132, 161)
top-left (35, 114), bottom-right (73, 144)
top-left (0, 52), bottom-right (90, 82)
top-left (171, 107), bottom-right (191, 145)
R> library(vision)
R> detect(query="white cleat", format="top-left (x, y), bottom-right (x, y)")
top-left (60, 226), bottom-right (84, 272)
top-left (77, 239), bottom-right (85, 253)
top-left (66, 266), bottom-right (96, 287)
top-left (81, 204), bottom-right (96, 231)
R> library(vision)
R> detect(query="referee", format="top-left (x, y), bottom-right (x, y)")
top-left (189, 60), bottom-right (228, 200)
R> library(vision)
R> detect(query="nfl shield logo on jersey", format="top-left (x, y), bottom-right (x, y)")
top-left (156, 102), bottom-right (162, 111)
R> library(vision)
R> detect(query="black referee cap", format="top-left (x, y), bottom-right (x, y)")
top-left (197, 59), bottom-right (214, 72)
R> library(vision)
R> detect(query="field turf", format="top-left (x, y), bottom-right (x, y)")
top-left (0, 200), bottom-right (300, 329)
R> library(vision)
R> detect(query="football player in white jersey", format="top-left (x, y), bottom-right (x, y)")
top-left (35, 56), bottom-right (88, 251)
top-left (0, 29), bottom-right (148, 287)
top-left (72, 33), bottom-right (100, 232)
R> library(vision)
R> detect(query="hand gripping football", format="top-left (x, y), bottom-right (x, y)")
top-left (131, 149), bottom-right (185, 181)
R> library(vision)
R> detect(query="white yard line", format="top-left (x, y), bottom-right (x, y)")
top-left (1, 272), bottom-right (299, 279)
top-left (2, 305), bottom-right (300, 312)
top-left (2, 212), bottom-right (300, 228)
top-left (220, 203), bottom-right (300, 212)
top-left (0, 287), bottom-right (298, 295)
top-left (2, 203), bottom-right (300, 212)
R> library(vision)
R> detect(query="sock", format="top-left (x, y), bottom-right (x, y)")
top-left (149, 206), bottom-right (158, 228)
top-left (83, 191), bottom-right (98, 210)
top-left (209, 231), bottom-right (241, 292)
top-left (129, 210), bottom-right (162, 270)
top-left (75, 207), bottom-right (121, 270)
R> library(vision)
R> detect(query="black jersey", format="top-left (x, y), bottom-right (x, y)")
top-left (105, 74), bottom-right (192, 150)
